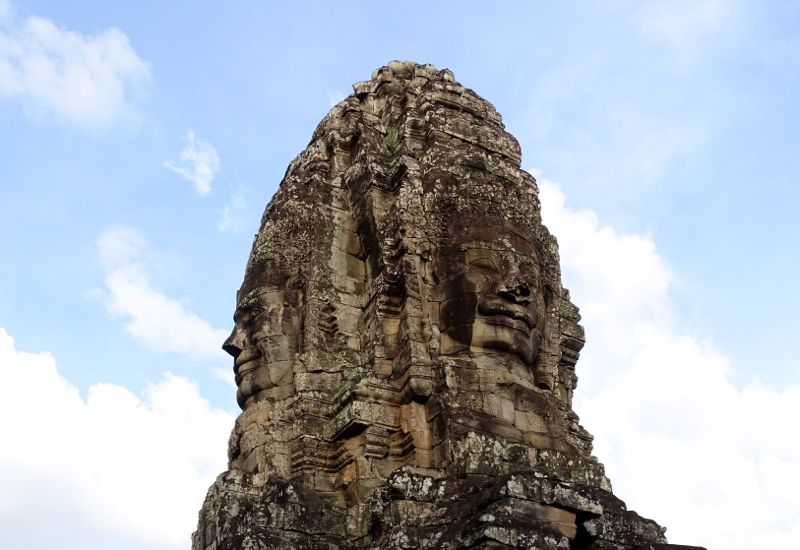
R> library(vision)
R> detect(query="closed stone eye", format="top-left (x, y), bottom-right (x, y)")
top-left (469, 257), bottom-right (499, 273)
top-left (242, 306), bottom-right (265, 326)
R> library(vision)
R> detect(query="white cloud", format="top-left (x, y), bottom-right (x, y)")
top-left (534, 168), bottom-right (673, 365)
top-left (0, 327), bottom-right (234, 549)
top-left (536, 172), bottom-right (800, 549)
top-left (96, 226), bottom-right (229, 361)
top-left (212, 365), bottom-right (237, 389)
top-left (216, 186), bottom-right (247, 233)
top-left (0, 1), bottom-right (151, 132)
top-left (164, 130), bottom-right (220, 196)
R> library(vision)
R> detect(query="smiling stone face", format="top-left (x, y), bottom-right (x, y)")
top-left (222, 257), bottom-right (303, 409)
top-left (431, 223), bottom-right (545, 369)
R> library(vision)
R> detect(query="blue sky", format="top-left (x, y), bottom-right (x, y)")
top-left (1, 1), bottom-right (799, 549)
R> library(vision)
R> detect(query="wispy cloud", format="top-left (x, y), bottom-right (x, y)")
top-left (536, 172), bottom-right (800, 549)
top-left (164, 130), bottom-right (220, 196)
top-left (0, 0), bottom-right (151, 132)
top-left (0, 1), bottom-right (11, 22)
top-left (216, 186), bottom-right (247, 233)
top-left (635, 0), bottom-right (734, 49)
top-left (327, 89), bottom-right (346, 107)
top-left (96, 226), bottom-right (229, 361)
top-left (519, 60), bottom-right (709, 193)
top-left (633, 0), bottom-right (741, 70)
top-left (0, 327), bottom-right (233, 548)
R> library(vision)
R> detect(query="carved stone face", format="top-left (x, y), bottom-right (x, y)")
top-left (222, 258), bottom-right (303, 409)
top-left (432, 227), bottom-right (543, 366)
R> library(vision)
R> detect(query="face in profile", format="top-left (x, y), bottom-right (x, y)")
top-left (222, 258), bottom-right (303, 409)
top-left (432, 229), bottom-right (543, 367)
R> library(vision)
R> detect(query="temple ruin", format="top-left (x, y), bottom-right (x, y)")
top-left (193, 61), bottom-right (705, 550)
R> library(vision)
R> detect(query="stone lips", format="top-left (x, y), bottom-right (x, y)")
top-left (194, 61), bottom-right (705, 550)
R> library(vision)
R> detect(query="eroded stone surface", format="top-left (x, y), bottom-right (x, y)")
top-left (193, 61), bottom-right (704, 550)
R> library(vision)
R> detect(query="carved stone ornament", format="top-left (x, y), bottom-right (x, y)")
top-left (193, 61), bottom-right (706, 550)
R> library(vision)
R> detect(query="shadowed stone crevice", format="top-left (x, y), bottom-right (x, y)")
top-left (193, 61), bottom-right (705, 550)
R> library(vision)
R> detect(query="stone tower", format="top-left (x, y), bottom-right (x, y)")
top-left (193, 62), bottom-right (705, 550)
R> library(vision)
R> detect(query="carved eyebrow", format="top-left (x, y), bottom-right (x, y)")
top-left (234, 303), bottom-right (253, 314)
top-left (465, 248), bottom-right (501, 260)
top-left (235, 289), bottom-right (283, 311)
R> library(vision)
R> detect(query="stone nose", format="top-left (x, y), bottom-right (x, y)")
top-left (222, 327), bottom-right (246, 358)
top-left (498, 275), bottom-right (531, 305)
